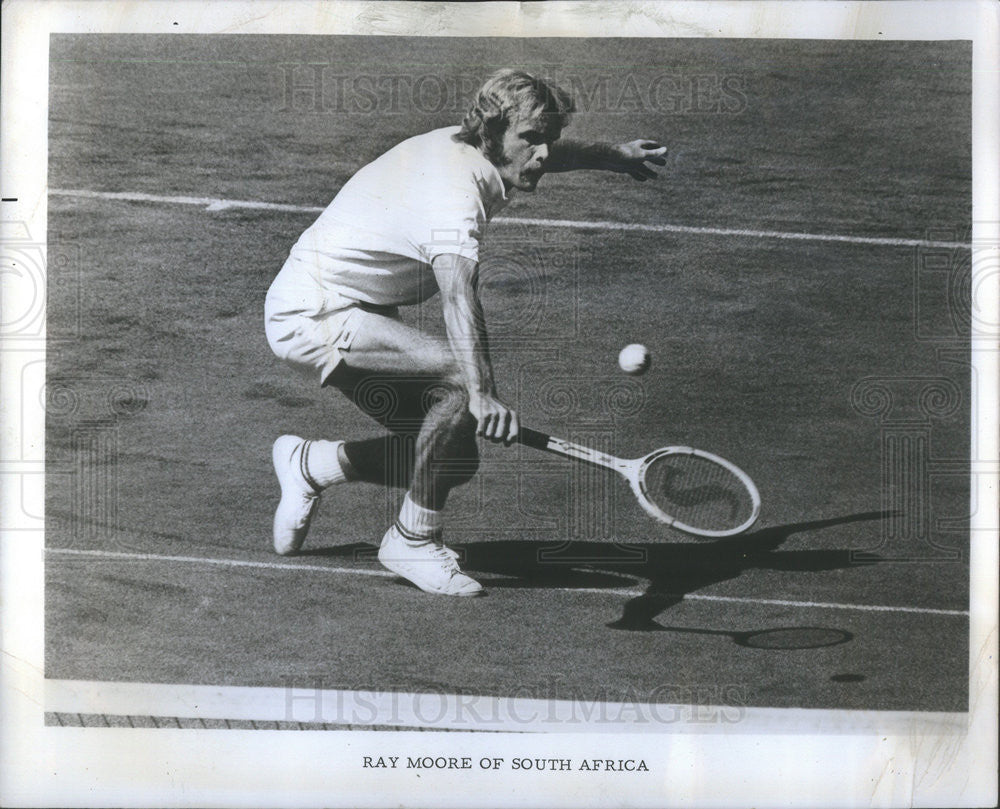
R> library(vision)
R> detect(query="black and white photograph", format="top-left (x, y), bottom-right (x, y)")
top-left (1, 1), bottom-right (997, 807)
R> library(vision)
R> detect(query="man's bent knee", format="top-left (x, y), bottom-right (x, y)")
top-left (426, 375), bottom-right (471, 420)
top-left (427, 381), bottom-right (478, 441)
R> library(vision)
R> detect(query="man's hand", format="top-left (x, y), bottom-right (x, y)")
top-left (610, 140), bottom-right (668, 181)
top-left (469, 391), bottom-right (520, 445)
top-left (545, 139), bottom-right (668, 179)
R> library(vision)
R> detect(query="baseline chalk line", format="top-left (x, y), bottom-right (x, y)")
top-left (49, 188), bottom-right (972, 250)
top-left (47, 546), bottom-right (969, 617)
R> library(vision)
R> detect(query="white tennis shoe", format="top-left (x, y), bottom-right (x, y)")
top-left (378, 526), bottom-right (483, 597)
top-left (272, 435), bottom-right (324, 555)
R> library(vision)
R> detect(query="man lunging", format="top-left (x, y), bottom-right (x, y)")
top-left (265, 69), bottom-right (666, 596)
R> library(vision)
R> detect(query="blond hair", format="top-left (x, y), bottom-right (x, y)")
top-left (456, 69), bottom-right (574, 163)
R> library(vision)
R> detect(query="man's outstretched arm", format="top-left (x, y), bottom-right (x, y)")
top-left (545, 139), bottom-right (667, 181)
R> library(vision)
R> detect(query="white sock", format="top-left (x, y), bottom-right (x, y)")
top-left (395, 493), bottom-right (442, 543)
top-left (301, 439), bottom-right (347, 490)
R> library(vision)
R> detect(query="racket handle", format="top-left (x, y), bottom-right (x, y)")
top-left (517, 426), bottom-right (554, 452)
top-left (516, 426), bottom-right (625, 472)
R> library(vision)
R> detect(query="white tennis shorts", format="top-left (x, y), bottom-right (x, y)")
top-left (265, 290), bottom-right (399, 386)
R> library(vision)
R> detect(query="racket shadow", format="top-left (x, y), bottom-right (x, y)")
top-left (631, 624), bottom-right (855, 650)
top-left (605, 510), bottom-right (889, 631)
top-left (453, 510), bottom-right (888, 627)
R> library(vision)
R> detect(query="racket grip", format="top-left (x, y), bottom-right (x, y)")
top-left (517, 427), bottom-right (553, 451)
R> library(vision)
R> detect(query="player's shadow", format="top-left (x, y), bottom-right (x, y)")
top-left (306, 511), bottom-right (888, 624)
top-left (461, 510), bottom-right (889, 629)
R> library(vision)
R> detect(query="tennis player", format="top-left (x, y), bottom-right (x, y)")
top-left (265, 69), bottom-right (666, 596)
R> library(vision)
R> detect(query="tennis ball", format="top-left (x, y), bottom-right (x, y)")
top-left (618, 343), bottom-right (650, 375)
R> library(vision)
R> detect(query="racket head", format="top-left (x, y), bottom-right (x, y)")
top-left (736, 626), bottom-right (854, 650)
top-left (631, 446), bottom-right (761, 537)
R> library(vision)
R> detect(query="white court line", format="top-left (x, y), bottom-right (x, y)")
top-left (49, 187), bottom-right (972, 250)
top-left (681, 592), bottom-right (968, 617)
top-left (47, 546), bottom-right (395, 577)
top-left (47, 546), bottom-right (970, 617)
top-left (497, 215), bottom-right (973, 250)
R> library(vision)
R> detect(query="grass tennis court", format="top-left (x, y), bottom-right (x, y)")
top-left (45, 35), bottom-right (971, 718)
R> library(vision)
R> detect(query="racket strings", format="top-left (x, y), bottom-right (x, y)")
top-left (641, 452), bottom-right (756, 533)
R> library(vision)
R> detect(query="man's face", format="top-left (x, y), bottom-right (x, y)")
top-left (494, 110), bottom-right (561, 193)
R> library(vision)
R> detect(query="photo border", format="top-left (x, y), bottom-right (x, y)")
top-left (2, 1), bottom-right (997, 806)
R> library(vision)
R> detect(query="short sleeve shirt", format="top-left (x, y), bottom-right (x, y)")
top-left (269, 126), bottom-right (509, 313)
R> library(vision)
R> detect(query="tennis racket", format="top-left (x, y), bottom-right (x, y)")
top-left (518, 427), bottom-right (760, 538)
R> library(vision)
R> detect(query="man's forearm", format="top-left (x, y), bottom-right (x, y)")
top-left (441, 288), bottom-right (495, 396)
top-left (434, 257), bottom-right (496, 396)
top-left (545, 139), bottom-right (620, 173)
top-left (546, 138), bottom-right (667, 181)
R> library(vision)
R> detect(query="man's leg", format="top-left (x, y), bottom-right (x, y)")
top-left (331, 316), bottom-right (483, 595)
top-left (332, 369), bottom-right (479, 510)
top-left (277, 311), bottom-right (483, 595)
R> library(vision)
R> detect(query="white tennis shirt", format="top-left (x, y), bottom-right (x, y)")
top-left (268, 126), bottom-right (510, 314)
